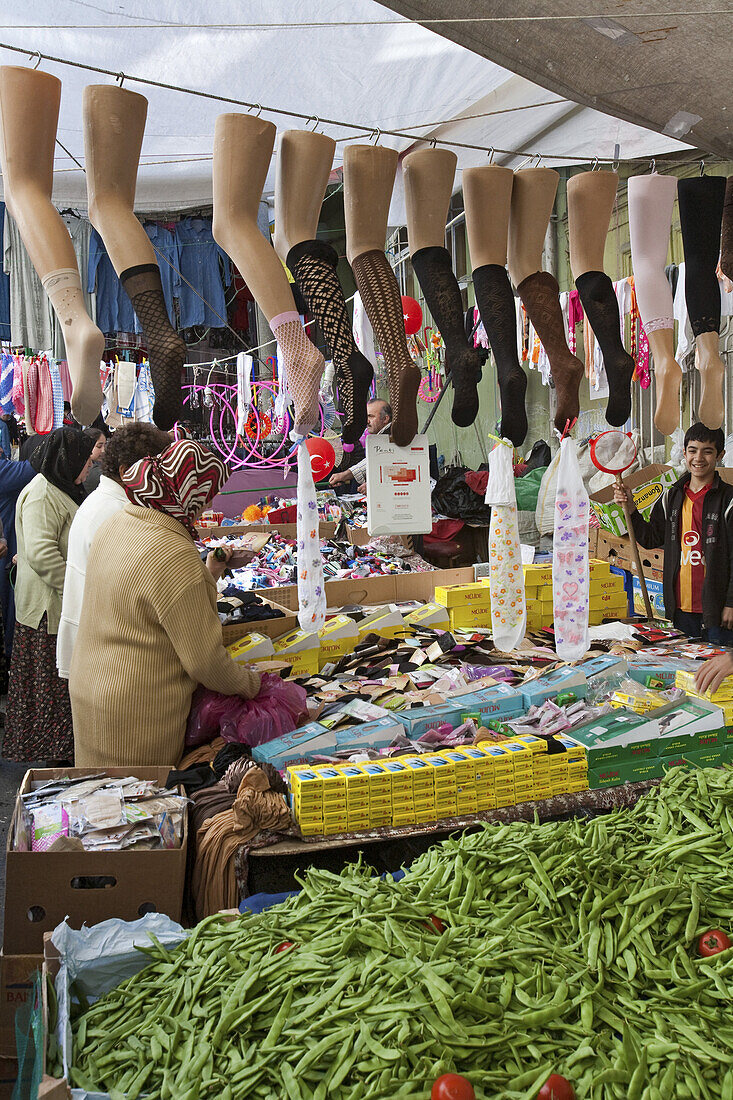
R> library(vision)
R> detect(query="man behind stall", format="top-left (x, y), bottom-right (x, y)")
top-left (329, 398), bottom-right (392, 492)
top-left (613, 423), bottom-right (733, 643)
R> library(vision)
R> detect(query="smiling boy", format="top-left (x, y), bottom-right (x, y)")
top-left (613, 423), bottom-right (733, 642)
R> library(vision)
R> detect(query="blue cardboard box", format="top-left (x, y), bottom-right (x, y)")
top-left (334, 716), bottom-right (405, 750)
top-left (448, 684), bottom-right (525, 722)
top-left (253, 722), bottom-right (337, 768)
top-left (395, 703), bottom-right (465, 740)
top-left (579, 654), bottom-right (628, 683)
top-left (521, 668), bottom-right (588, 707)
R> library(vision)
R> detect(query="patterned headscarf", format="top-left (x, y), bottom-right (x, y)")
top-left (122, 439), bottom-right (228, 535)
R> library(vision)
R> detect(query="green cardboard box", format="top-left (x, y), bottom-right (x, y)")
top-left (589, 757), bottom-right (665, 789)
top-left (569, 709), bottom-right (657, 768)
top-left (571, 699), bottom-right (726, 768)
top-left (661, 743), bottom-right (729, 771)
top-left (589, 464), bottom-right (677, 537)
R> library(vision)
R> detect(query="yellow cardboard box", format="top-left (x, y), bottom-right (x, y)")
top-left (227, 632), bottom-right (275, 663)
top-left (435, 583), bottom-right (492, 609)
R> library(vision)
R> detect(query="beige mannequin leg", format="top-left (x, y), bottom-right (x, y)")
top-left (507, 168), bottom-right (559, 286)
top-left (344, 144), bottom-right (420, 446)
top-left (83, 83), bottom-right (186, 429)
top-left (273, 130), bottom-right (335, 262)
top-left (213, 113), bottom-right (324, 435)
top-left (508, 168), bottom-right (583, 432)
top-left (647, 329), bottom-right (682, 436)
top-left (0, 66), bottom-right (103, 425)
top-left (404, 148), bottom-right (483, 428)
top-left (83, 86), bottom-right (157, 271)
top-left (274, 130), bottom-right (373, 450)
top-left (567, 171), bottom-right (634, 426)
top-left (695, 330), bottom-right (725, 429)
top-left (403, 148), bottom-right (456, 254)
top-left (463, 165), bottom-right (514, 268)
top-left (343, 144), bottom-right (399, 263)
top-left (463, 166), bottom-right (528, 444)
top-left (567, 171), bottom-right (618, 278)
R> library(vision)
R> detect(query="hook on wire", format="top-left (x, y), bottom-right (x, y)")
top-left (115, 72), bottom-right (125, 88)
top-left (649, 158), bottom-right (657, 174)
top-left (27, 51), bottom-right (42, 70)
top-left (250, 103), bottom-right (263, 118)
top-left (429, 138), bottom-right (437, 149)
top-left (306, 115), bottom-right (320, 132)
top-left (699, 159), bottom-right (706, 176)
top-left (487, 147), bottom-right (495, 164)
top-left (591, 156), bottom-right (600, 172)
top-left (369, 128), bottom-right (382, 145)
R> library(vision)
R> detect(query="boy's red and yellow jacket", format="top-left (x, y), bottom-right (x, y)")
top-left (630, 471), bottom-right (733, 627)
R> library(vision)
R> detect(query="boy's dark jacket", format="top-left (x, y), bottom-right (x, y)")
top-left (631, 471), bottom-right (733, 626)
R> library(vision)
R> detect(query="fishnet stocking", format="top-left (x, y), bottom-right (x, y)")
top-left (722, 176), bottom-right (733, 281)
top-left (121, 264), bottom-right (185, 429)
top-left (350, 249), bottom-right (421, 448)
top-left (575, 270), bottom-right (634, 426)
top-left (270, 311), bottom-right (325, 436)
top-left (411, 245), bottom-right (482, 428)
top-left (472, 263), bottom-right (528, 446)
top-left (518, 270), bottom-right (584, 433)
top-left (287, 239), bottom-right (373, 444)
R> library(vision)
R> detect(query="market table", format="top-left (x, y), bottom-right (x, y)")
top-left (241, 779), bottom-right (659, 896)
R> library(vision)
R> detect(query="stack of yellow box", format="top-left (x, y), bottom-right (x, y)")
top-left (434, 582), bottom-right (492, 631)
top-left (608, 686), bottom-right (666, 713)
top-left (554, 735), bottom-right (589, 791)
top-left (523, 565), bottom-right (554, 631)
top-left (588, 559), bottom-right (628, 624)
top-left (287, 734), bottom-right (590, 835)
top-left (675, 671), bottom-right (733, 724)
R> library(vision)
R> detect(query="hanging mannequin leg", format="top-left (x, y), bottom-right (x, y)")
top-left (213, 114), bottom-right (324, 436)
top-left (722, 176), bottom-right (733, 281)
top-left (464, 165), bottom-right (527, 445)
top-left (508, 168), bottom-right (583, 433)
top-left (344, 144), bottom-right (420, 448)
top-left (404, 148), bottom-right (482, 427)
top-left (0, 67), bottom-right (104, 425)
top-left (568, 170), bottom-right (634, 426)
top-left (628, 174), bottom-right (682, 436)
top-left (274, 130), bottom-right (373, 454)
top-left (84, 85), bottom-right (185, 429)
top-left (678, 176), bottom-right (726, 430)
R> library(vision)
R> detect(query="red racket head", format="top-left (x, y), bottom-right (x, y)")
top-left (589, 430), bottom-right (637, 475)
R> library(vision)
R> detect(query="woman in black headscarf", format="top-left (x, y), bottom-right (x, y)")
top-left (4, 428), bottom-right (94, 763)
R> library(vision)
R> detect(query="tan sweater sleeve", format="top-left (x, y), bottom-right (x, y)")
top-left (159, 575), bottom-right (261, 699)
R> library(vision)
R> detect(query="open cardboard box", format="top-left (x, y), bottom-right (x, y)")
top-left (197, 521), bottom-right (338, 540)
top-left (590, 464), bottom-right (676, 537)
top-left (220, 597), bottom-right (297, 645)
top-left (4, 770), bottom-right (187, 956)
top-left (272, 567), bottom-right (474, 613)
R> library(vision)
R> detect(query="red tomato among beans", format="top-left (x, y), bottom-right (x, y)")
top-left (431, 1073), bottom-right (475, 1100)
top-left (274, 941), bottom-right (295, 953)
top-left (537, 1074), bottom-right (575, 1100)
top-left (698, 929), bottom-right (731, 957)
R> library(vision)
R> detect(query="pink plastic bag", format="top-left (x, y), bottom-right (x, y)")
top-left (185, 675), bottom-right (307, 749)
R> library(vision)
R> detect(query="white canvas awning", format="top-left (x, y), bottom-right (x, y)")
top-left (0, 0), bottom-right (694, 220)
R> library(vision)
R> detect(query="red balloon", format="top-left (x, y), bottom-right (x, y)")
top-left (304, 436), bottom-right (336, 480)
top-left (401, 295), bottom-right (423, 335)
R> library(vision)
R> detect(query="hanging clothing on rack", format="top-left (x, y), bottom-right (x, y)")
top-left (143, 222), bottom-right (180, 326)
top-left (0, 205), bottom-right (11, 344)
top-left (87, 229), bottom-right (138, 334)
top-left (102, 359), bottom-right (155, 427)
top-left (3, 211), bottom-right (55, 351)
top-left (175, 217), bottom-right (230, 329)
top-left (0, 351), bottom-right (15, 414)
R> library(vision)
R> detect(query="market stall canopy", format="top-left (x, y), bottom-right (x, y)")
top-left (377, 0), bottom-right (732, 160)
top-left (0, 0), bottom-right (693, 219)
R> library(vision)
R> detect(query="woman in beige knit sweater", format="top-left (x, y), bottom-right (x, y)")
top-left (70, 440), bottom-right (261, 767)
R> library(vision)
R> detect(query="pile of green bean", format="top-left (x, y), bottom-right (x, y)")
top-left (68, 766), bottom-right (733, 1099)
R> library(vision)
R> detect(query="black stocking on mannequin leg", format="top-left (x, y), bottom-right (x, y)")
top-left (120, 264), bottom-right (186, 429)
top-left (286, 239), bottom-right (373, 460)
top-left (471, 264), bottom-right (527, 445)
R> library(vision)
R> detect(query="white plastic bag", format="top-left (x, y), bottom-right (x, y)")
top-left (552, 437), bottom-right (590, 660)
top-left (296, 441), bottom-right (326, 634)
top-left (485, 439), bottom-right (526, 651)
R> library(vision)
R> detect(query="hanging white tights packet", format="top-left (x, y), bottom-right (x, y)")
top-left (552, 437), bottom-right (590, 660)
top-left (296, 441), bottom-right (326, 634)
top-left (485, 439), bottom-right (526, 651)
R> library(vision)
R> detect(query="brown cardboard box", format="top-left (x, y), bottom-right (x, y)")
top-left (4, 770), bottom-right (187, 956)
top-left (197, 522), bottom-right (337, 539)
top-left (589, 464), bottom-right (676, 536)
top-left (220, 599), bottom-right (297, 645)
top-left (347, 529), bottom-right (414, 549)
top-left (0, 1056), bottom-right (18, 1099)
top-left (272, 567), bottom-right (475, 612)
top-left (0, 954), bottom-right (42, 1058)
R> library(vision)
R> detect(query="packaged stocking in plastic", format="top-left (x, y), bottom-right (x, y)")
top-left (552, 437), bottom-right (590, 660)
top-left (485, 439), bottom-right (526, 650)
top-left (296, 440), bottom-right (326, 634)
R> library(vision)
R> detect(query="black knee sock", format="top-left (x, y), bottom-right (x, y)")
top-left (678, 176), bottom-right (726, 336)
top-left (120, 263), bottom-right (186, 429)
top-left (286, 239), bottom-right (373, 445)
top-left (471, 263), bottom-right (527, 446)
top-left (575, 270), bottom-right (635, 426)
top-left (411, 245), bottom-right (482, 428)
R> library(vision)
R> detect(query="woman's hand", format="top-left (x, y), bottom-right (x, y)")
top-left (206, 547), bottom-right (232, 581)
